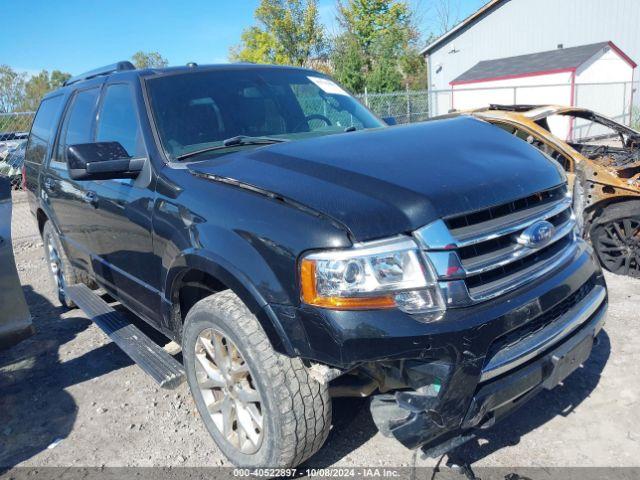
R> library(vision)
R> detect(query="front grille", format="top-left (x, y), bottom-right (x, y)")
top-left (457, 209), bottom-right (572, 262)
top-left (485, 275), bottom-right (597, 363)
top-left (465, 235), bottom-right (572, 294)
top-left (416, 184), bottom-right (578, 304)
top-left (447, 185), bottom-right (574, 301)
top-left (445, 185), bottom-right (567, 231)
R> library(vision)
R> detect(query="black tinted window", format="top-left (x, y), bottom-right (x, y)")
top-left (96, 84), bottom-right (144, 157)
top-left (65, 89), bottom-right (100, 146)
top-left (55, 88), bottom-right (100, 163)
top-left (146, 69), bottom-right (383, 159)
top-left (25, 95), bottom-right (64, 164)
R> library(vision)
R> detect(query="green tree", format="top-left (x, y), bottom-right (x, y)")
top-left (331, 0), bottom-right (426, 93)
top-left (50, 70), bottom-right (72, 89)
top-left (0, 65), bottom-right (26, 113)
top-left (19, 70), bottom-right (72, 111)
top-left (331, 34), bottom-right (366, 93)
top-left (337, 0), bottom-right (412, 57)
top-left (230, 0), bottom-right (326, 67)
top-left (398, 46), bottom-right (428, 90)
top-left (131, 51), bottom-right (169, 69)
top-left (230, 27), bottom-right (287, 65)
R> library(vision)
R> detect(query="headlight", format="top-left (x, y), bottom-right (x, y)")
top-left (299, 236), bottom-right (445, 317)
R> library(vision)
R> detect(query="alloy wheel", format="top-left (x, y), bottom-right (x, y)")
top-left (595, 217), bottom-right (640, 277)
top-left (46, 235), bottom-right (66, 299)
top-left (194, 328), bottom-right (264, 454)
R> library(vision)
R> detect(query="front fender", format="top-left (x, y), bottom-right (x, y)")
top-left (164, 249), bottom-right (296, 356)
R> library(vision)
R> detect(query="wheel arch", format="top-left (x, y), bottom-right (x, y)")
top-left (586, 196), bottom-right (640, 228)
top-left (165, 250), bottom-right (296, 356)
top-left (588, 197), bottom-right (640, 277)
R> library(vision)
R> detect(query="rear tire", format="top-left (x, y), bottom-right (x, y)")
top-left (590, 201), bottom-right (640, 278)
top-left (182, 290), bottom-right (331, 467)
top-left (42, 221), bottom-right (79, 308)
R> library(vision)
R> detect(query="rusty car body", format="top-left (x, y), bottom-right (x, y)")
top-left (442, 105), bottom-right (640, 278)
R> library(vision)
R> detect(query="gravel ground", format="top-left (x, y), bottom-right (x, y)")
top-left (1, 190), bottom-right (639, 470)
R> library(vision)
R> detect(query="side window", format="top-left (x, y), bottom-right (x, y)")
top-left (96, 84), bottom-right (145, 157)
top-left (54, 88), bottom-right (100, 164)
top-left (25, 95), bottom-right (65, 165)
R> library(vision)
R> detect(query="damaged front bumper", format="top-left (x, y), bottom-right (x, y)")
top-left (370, 277), bottom-right (607, 454)
top-left (273, 239), bottom-right (607, 453)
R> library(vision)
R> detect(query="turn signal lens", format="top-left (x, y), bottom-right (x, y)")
top-left (300, 259), bottom-right (396, 309)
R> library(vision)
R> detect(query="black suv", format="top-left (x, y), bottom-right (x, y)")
top-left (24, 61), bottom-right (608, 467)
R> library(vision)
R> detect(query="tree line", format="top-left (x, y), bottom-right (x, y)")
top-left (230, 0), bottom-right (456, 94)
top-left (0, 51), bottom-right (168, 114)
top-left (1, 0), bottom-right (458, 113)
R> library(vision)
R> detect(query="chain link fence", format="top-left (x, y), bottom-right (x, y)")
top-left (356, 90), bottom-right (430, 124)
top-left (1, 80), bottom-right (639, 139)
top-left (0, 90), bottom-right (431, 138)
top-left (427, 81), bottom-right (640, 131)
top-left (0, 112), bottom-right (35, 137)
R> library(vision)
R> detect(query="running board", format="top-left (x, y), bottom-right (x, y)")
top-left (66, 284), bottom-right (186, 389)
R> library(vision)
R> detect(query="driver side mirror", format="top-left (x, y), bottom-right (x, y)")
top-left (382, 116), bottom-right (397, 126)
top-left (67, 142), bottom-right (145, 181)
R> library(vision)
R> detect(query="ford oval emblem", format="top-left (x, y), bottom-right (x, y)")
top-left (518, 220), bottom-right (555, 248)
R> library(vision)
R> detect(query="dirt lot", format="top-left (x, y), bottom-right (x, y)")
top-left (1, 191), bottom-right (639, 470)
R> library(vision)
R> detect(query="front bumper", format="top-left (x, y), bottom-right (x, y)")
top-left (370, 283), bottom-right (606, 452)
top-left (271, 239), bottom-right (607, 452)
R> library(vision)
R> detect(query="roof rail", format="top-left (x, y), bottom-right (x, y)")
top-left (64, 61), bottom-right (136, 86)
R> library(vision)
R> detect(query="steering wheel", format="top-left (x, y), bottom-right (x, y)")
top-left (296, 114), bottom-right (332, 131)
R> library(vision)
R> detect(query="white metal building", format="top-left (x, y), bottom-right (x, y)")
top-left (422, 0), bottom-right (640, 117)
top-left (450, 41), bottom-right (636, 137)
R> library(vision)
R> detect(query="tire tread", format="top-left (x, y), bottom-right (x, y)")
top-left (187, 291), bottom-right (331, 467)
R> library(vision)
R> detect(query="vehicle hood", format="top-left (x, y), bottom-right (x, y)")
top-left (188, 117), bottom-right (564, 240)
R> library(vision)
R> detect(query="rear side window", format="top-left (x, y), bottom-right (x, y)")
top-left (96, 84), bottom-right (145, 157)
top-left (25, 95), bottom-right (65, 164)
top-left (54, 88), bottom-right (100, 164)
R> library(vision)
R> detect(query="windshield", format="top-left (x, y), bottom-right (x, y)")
top-left (146, 68), bottom-right (384, 160)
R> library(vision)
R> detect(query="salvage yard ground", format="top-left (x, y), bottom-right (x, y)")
top-left (1, 191), bottom-right (639, 469)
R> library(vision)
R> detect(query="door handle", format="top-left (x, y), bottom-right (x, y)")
top-left (82, 191), bottom-right (98, 207)
top-left (44, 178), bottom-right (55, 191)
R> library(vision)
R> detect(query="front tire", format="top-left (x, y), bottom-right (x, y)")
top-left (182, 291), bottom-right (331, 467)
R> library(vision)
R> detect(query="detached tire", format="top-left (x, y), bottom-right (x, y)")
top-left (590, 200), bottom-right (640, 278)
top-left (42, 221), bottom-right (79, 308)
top-left (182, 290), bottom-right (331, 467)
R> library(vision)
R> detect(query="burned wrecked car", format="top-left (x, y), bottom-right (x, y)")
top-left (26, 63), bottom-right (607, 467)
top-left (445, 105), bottom-right (640, 278)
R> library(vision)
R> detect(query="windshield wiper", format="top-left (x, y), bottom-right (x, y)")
top-left (222, 135), bottom-right (288, 147)
top-left (175, 136), bottom-right (287, 161)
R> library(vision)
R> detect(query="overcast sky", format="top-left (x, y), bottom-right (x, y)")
top-left (2, 0), bottom-right (486, 76)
